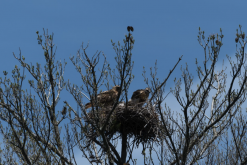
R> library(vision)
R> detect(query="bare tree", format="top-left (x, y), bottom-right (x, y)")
top-left (66, 26), bottom-right (137, 165)
top-left (147, 25), bottom-right (247, 165)
top-left (0, 30), bottom-right (71, 164)
top-left (1, 26), bottom-right (247, 165)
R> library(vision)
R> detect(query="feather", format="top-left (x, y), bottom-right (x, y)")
top-left (85, 85), bottom-right (121, 109)
top-left (129, 87), bottom-right (151, 107)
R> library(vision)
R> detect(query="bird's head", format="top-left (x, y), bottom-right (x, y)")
top-left (113, 85), bottom-right (121, 92)
top-left (145, 87), bottom-right (151, 94)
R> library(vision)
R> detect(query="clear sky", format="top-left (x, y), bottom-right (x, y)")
top-left (1, 0), bottom-right (247, 164)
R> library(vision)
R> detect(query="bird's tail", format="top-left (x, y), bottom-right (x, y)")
top-left (85, 103), bottom-right (92, 109)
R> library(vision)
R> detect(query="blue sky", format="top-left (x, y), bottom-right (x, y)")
top-left (1, 0), bottom-right (247, 164)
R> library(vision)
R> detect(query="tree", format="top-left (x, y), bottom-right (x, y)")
top-left (150, 25), bottom-right (247, 165)
top-left (0, 26), bottom-right (247, 165)
top-left (0, 30), bottom-right (69, 164)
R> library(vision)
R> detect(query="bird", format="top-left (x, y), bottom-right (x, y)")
top-left (61, 106), bottom-right (67, 116)
top-left (85, 85), bottom-right (121, 109)
top-left (129, 87), bottom-right (151, 107)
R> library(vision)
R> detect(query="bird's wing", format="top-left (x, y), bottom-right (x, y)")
top-left (131, 89), bottom-right (143, 99)
top-left (97, 90), bottom-right (118, 102)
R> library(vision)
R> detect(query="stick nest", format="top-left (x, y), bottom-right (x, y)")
top-left (85, 102), bottom-right (161, 143)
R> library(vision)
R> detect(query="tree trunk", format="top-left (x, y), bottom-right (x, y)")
top-left (121, 125), bottom-right (127, 165)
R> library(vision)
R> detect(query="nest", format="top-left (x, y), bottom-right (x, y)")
top-left (85, 102), bottom-right (161, 143)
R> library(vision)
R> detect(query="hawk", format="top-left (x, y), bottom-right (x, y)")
top-left (85, 85), bottom-right (121, 109)
top-left (61, 106), bottom-right (67, 116)
top-left (129, 87), bottom-right (151, 107)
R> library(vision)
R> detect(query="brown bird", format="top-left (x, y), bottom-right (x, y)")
top-left (129, 87), bottom-right (151, 107)
top-left (85, 85), bottom-right (121, 109)
top-left (62, 106), bottom-right (67, 116)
